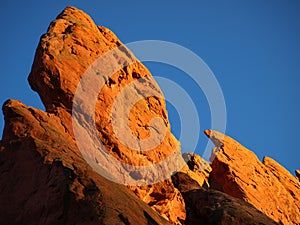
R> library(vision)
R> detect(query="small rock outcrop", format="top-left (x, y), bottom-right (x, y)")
top-left (296, 170), bottom-right (300, 179)
top-left (180, 188), bottom-right (280, 225)
top-left (180, 153), bottom-right (211, 188)
top-left (205, 129), bottom-right (300, 225)
top-left (172, 160), bottom-right (280, 225)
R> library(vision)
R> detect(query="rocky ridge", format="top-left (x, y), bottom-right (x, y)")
top-left (0, 6), bottom-right (299, 225)
top-left (205, 130), bottom-right (300, 225)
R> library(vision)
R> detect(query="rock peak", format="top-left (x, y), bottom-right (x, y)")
top-left (204, 129), bottom-right (226, 147)
top-left (208, 130), bottom-right (300, 225)
top-left (27, 5), bottom-right (185, 224)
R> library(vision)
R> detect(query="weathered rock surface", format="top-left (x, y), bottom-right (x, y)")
top-left (28, 6), bottom-right (181, 170)
top-left (1, 5), bottom-right (299, 225)
top-left (27, 6), bottom-right (185, 224)
top-left (0, 100), bottom-right (170, 225)
top-left (205, 129), bottom-right (300, 225)
top-left (180, 153), bottom-right (211, 188)
top-left (182, 188), bottom-right (280, 225)
top-left (172, 171), bottom-right (279, 225)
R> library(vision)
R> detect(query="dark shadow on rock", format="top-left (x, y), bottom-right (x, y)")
top-left (171, 172), bottom-right (280, 225)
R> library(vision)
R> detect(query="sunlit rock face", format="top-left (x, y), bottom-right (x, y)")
top-left (28, 6), bottom-right (185, 224)
top-left (0, 6), bottom-right (298, 225)
top-left (205, 129), bottom-right (300, 225)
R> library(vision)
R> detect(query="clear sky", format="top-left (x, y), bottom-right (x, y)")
top-left (1, 1), bottom-right (299, 173)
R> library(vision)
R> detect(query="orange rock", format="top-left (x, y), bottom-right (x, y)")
top-left (2, 5), bottom-right (295, 225)
top-left (180, 153), bottom-right (212, 188)
top-left (27, 6), bottom-right (185, 224)
top-left (205, 130), bottom-right (300, 225)
top-left (0, 99), bottom-right (170, 225)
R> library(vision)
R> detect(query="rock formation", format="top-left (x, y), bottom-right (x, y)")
top-left (180, 153), bottom-right (212, 188)
top-left (205, 129), bottom-right (300, 225)
top-left (183, 188), bottom-right (281, 225)
top-left (0, 5), bottom-right (299, 225)
top-left (27, 6), bottom-right (185, 224)
top-left (171, 171), bottom-right (280, 225)
top-left (0, 100), bottom-right (170, 225)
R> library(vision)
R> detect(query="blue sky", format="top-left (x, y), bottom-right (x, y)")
top-left (1, 1), bottom-right (299, 173)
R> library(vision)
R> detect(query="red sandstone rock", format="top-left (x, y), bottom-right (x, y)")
top-left (27, 6), bottom-right (185, 224)
top-left (0, 99), bottom-right (170, 225)
top-left (180, 153), bottom-right (212, 188)
top-left (205, 130), bottom-right (300, 225)
top-left (1, 5), bottom-right (298, 225)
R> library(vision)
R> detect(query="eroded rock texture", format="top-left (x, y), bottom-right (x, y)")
top-left (182, 189), bottom-right (280, 225)
top-left (0, 5), bottom-right (298, 225)
top-left (205, 129), bottom-right (300, 225)
top-left (27, 6), bottom-right (185, 224)
top-left (0, 100), bottom-right (170, 225)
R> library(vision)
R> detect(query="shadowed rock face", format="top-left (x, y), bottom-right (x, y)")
top-left (171, 172), bottom-right (280, 225)
top-left (0, 5), bottom-right (299, 225)
top-left (180, 153), bottom-right (212, 188)
top-left (0, 100), bottom-right (170, 225)
top-left (182, 189), bottom-right (280, 225)
top-left (205, 130), bottom-right (300, 225)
